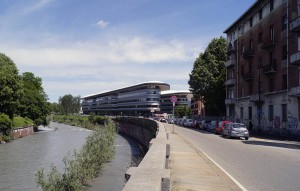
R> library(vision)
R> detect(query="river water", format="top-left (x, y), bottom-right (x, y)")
top-left (0, 122), bottom-right (143, 191)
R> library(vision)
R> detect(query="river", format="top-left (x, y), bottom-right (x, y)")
top-left (0, 122), bottom-right (144, 191)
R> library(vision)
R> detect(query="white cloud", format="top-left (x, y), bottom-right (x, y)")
top-left (96, 20), bottom-right (109, 29)
top-left (0, 36), bottom-right (199, 102)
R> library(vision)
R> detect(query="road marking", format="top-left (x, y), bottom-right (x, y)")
top-left (193, 144), bottom-right (248, 191)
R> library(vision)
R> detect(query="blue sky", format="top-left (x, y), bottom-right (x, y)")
top-left (0, 0), bottom-right (255, 102)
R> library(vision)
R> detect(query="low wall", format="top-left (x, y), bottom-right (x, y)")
top-left (118, 118), bottom-right (170, 191)
top-left (12, 126), bottom-right (34, 139)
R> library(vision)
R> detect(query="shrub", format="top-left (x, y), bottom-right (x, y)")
top-left (36, 119), bottom-right (116, 191)
top-left (0, 113), bottom-right (12, 136)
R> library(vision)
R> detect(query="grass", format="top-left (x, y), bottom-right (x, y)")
top-left (12, 116), bottom-right (34, 129)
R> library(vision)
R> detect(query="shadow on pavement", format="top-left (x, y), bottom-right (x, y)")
top-left (241, 140), bottom-right (300, 150)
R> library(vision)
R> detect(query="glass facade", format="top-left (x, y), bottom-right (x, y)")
top-left (81, 82), bottom-right (170, 116)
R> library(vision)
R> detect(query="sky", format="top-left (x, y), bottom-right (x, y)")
top-left (0, 0), bottom-right (255, 103)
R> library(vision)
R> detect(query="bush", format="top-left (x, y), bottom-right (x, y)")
top-left (36, 119), bottom-right (116, 191)
top-left (0, 113), bottom-right (12, 135)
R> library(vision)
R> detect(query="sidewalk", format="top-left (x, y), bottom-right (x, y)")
top-left (165, 125), bottom-right (243, 191)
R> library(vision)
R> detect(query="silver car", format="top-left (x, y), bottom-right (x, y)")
top-left (223, 123), bottom-right (249, 140)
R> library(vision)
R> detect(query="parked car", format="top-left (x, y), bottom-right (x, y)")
top-left (222, 123), bottom-right (249, 140)
top-left (183, 119), bottom-right (194, 127)
top-left (207, 120), bottom-right (219, 132)
top-left (192, 120), bottom-right (202, 128)
top-left (160, 118), bottom-right (167, 123)
top-left (215, 120), bottom-right (231, 134)
top-left (201, 120), bottom-right (211, 131)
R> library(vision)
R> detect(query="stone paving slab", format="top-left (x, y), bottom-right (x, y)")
top-left (166, 127), bottom-right (243, 191)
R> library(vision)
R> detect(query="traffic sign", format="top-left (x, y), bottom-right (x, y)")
top-left (171, 96), bottom-right (177, 102)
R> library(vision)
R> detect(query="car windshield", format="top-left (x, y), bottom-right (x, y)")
top-left (233, 124), bottom-right (246, 128)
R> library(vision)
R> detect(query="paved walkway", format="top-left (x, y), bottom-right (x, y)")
top-left (165, 125), bottom-right (243, 191)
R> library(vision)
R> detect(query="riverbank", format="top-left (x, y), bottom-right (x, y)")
top-left (88, 133), bottom-right (144, 191)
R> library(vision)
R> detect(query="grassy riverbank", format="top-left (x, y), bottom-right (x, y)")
top-left (36, 115), bottom-right (116, 191)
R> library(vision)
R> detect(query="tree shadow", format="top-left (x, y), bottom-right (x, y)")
top-left (242, 140), bottom-right (300, 150)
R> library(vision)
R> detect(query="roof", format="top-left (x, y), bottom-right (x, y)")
top-left (224, 0), bottom-right (263, 33)
top-left (82, 81), bottom-right (170, 99)
top-left (160, 90), bottom-right (191, 95)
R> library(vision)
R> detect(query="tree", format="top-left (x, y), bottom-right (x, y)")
top-left (175, 105), bottom-right (191, 118)
top-left (188, 37), bottom-right (227, 116)
top-left (59, 94), bottom-right (81, 115)
top-left (0, 53), bottom-right (23, 119)
top-left (18, 72), bottom-right (51, 127)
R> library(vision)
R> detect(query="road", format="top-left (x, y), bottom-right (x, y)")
top-left (164, 123), bottom-right (300, 191)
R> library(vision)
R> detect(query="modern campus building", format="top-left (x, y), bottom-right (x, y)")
top-left (81, 81), bottom-right (170, 116)
top-left (224, 0), bottom-right (300, 136)
top-left (160, 90), bottom-right (193, 114)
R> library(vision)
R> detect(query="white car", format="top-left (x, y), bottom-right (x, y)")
top-left (223, 123), bottom-right (249, 140)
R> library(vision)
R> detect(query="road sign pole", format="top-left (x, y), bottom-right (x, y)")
top-left (172, 102), bottom-right (175, 133)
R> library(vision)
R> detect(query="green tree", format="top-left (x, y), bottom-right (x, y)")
top-left (0, 53), bottom-right (23, 119)
top-left (175, 105), bottom-right (191, 118)
top-left (18, 72), bottom-right (51, 127)
top-left (0, 113), bottom-right (12, 137)
top-left (188, 37), bottom-right (227, 116)
top-left (59, 94), bottom-right (81, 115)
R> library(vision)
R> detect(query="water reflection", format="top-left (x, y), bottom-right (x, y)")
top-left (0, 122), bottom-right (91, 191)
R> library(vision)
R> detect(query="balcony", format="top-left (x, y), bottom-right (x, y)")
top-left (225, 78), bottom-right (236, 86)
top-left (227, 43), bottom-right (235, 55)
top-left (290, 52), bottom-right (300, 65)
top-left (225, 98), bottom-right (236, 105)
top-left (242, 49), bottom-right (254, 59)
top-left (258, 40), bottom-right (277, 50)
top-left (249, 94), bottom-right (265, 103)
top-left (290, 16), bottom-right (300, 32)
top-left (262, 61), bottom-right (277, 75)
top-left (289, 86), bottom-right (300, 97)
top-left (241, 72), bottom-right (254, 81)
top-left (225, 57), bottom-right (236, 67)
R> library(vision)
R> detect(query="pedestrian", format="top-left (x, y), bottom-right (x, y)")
top-left (248, 120), bottom-right (253, 132)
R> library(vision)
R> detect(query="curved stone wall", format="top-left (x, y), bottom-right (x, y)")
top-left (117, 117), bottom-right (170, 191)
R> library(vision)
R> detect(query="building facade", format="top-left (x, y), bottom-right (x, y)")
top-left (81, 81), bottom-right (170, 116)
top-left (191, 97), bottom-right (205, 118)
top-left (160, 90), bottom-right (193, 114)
top-left (224, 0), bottom-right (300, 136)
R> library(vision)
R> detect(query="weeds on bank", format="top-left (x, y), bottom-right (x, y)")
top-left (35, 118), bottom-right (116, 191)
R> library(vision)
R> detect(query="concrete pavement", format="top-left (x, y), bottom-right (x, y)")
top-left (164, 124), bottom-right (243, 191)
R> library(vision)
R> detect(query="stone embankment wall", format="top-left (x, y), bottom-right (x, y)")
top-left (12, 126), bottom-right (34, 139)
top-left (118, 118), bottom-right (170, 191)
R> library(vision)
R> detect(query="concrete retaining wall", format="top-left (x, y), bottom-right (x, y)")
top-left (12, 126), bottom-right (34, 139)
top-left (119, 119), bottom-right (170, 191)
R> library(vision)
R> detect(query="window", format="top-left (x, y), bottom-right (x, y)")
top-left (258, 32), bottom-right (263, 43)
top-left (249, 17), bottom-right (253, 27)
top-left (228, 88), bottom-right (234, 98)
top-left (249, 83), bottom-right (253, 95)
top-left (248, 107), bottom-right (252, 120)
top-left (282, 45), bottom-right (287, 60)
top-left (298, 35), bottom-right (300, 51)
top-left (240, 107), bottom-right (244, 120)
top-left (282, 74), bottom-right (287, 89)
top-left (268, 105), bottom-right (274, 121)
top-left (282, 104), bottom-right (287, 122)
top-left (259, 9), bottom-right (263, 20)
top-left (250, 39), bottom-right (253, 50)
top-left (282, 15), bottom-right (287, 31)
top-left (270, 25), bottom-right (274, 42)
top-left (269, 52), bottom-right (273, 65)
top-left (270, 0), bottom-right (274, 11)
top-left (298, 2), bottom-right (300, 16)
top-left (269, 78), bottom-right (275, 92)
top-left (298, 98), bottom-right (300, 120)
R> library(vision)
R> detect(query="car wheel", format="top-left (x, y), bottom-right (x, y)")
top-left (245, 137), bottom-right (249, 140)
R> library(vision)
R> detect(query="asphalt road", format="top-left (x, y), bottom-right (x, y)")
top-left (164, 123), bottom-right (300, 191)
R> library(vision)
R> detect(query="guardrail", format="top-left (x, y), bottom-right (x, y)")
top-left (117, 118), bottom-right (170, 191)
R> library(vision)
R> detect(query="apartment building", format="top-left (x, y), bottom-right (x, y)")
top-left (224, 0), bottom-right (300, 135)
